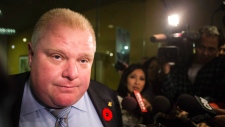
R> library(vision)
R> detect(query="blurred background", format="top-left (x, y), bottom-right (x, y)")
top-left (0, 0), bottom-right (224, 90)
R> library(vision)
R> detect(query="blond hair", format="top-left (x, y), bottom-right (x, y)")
top-left (31, 8), bottom-right (96, 49)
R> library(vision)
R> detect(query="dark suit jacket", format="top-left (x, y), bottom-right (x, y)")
top-left (9, 72), bottom-right (122, 127)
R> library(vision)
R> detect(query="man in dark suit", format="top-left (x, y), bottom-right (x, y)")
top-left (9, 8), bottom-right (122, 127)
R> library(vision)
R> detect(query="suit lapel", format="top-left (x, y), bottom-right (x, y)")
top-left (10, 72), bottom-right (30, 127)
top-left (87, 81), bottom-right (116, 127)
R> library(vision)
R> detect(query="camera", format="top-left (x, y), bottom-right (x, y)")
top-left (150, 28), bottom-right (200, 64)
top-left (114, 61), bottom-right (127, 71)
top-left (157, 46), bottom-right (179, 63)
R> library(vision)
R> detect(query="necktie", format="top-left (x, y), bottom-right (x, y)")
top-left (47, 106), bottom-right (71, 127)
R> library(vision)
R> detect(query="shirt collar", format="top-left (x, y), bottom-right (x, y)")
top-left (71, 92), bottom-right (87, 112)
top-left (20, 79), bottom-right (87, 115)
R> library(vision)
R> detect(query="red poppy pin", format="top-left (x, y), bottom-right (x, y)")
top-left (102, 108), bottom-right (113, 121)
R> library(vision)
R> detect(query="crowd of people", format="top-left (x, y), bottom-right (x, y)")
top-left (161, 25), bottom-right (225, 102)
top-left (115, 25), bottom-right (225, 127)
top-left (0, 8), bottom-right (225, 127)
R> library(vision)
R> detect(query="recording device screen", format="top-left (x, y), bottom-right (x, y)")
top-left (114, 61), bottom-right (127, 71)
top-left (157, 46), bottom-right (179, 63)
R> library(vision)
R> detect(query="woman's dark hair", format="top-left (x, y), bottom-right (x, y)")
top-left (117, 63), bottom-right (148, 97)
top-left (142, 56), bottom-right (159, 71)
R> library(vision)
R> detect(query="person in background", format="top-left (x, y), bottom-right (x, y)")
top-left (161, 25), bottom-right (225, 102)
top-left (140, 56), bottom-right (149, 65)
top-left (117, 64), bottom-right (152, 126)
top-left (115, 56), bottom-right (149, 77)
top-left (115, 61), bottom-right (129, 75)
top-left (9, 8), bottom-right (122, 127)
top-left (218, 43), bottom-right (225, 56)
top-left (142, 56), bottom-right (161, 102)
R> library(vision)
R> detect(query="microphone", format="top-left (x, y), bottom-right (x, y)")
top-left (121, 96), bottom-right (138, 111)
top-left (152, 96), bottom-right (171, 113)
top-left (151, 96), bottom-right (173, 124)
top-left (121, 91), bottom-right (148, 113)
top-left (177, 94), bottom-right (217, 123)
top-left (151, 96), bottom-right (197, 127)
top-left (133, 90), bottom-right (148, 113)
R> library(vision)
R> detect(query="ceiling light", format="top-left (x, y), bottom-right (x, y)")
top-left (0, 28), bottom-right (16, 35)
top-left (108, 24), bottom-right (114, 28)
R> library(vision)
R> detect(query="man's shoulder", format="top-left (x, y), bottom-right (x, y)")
top-left (8, 72), bottom-right (30, 91)
top-left (203, 56), bottom-right (225, 70)
top-left (9, 72), bottom-right (30, 80)
top-left (89, 80), bottom-right (116, 96)
top-left (89, 80), bottom-right (113, 91)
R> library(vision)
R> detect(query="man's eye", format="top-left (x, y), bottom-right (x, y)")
top-left (53, 55), bottom-right (61, 59)
top-left (80, 59), bottom-right (87, 63)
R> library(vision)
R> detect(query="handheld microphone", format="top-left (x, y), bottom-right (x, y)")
top-left (133, 90), bottom-right (148, 113)
top-left (151, 96), bottom-right (197, 127)
top-left (177, 94), bottom-right (217, 123)
top-left (121, 91), bottom-right (148, 113)
top-left (152, 96), bottom-right (171, 113)
top-left (121, 96), bottom-right (138, 111)
top-left (151, 96), bottom-right (173, 124)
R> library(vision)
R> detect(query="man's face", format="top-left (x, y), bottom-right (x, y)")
top-left (195, 33), bottom-right (219, 64)
top-left (28, 24), bottom-right (95, 108)
top-left (219, 44), bottom-right (225, 56)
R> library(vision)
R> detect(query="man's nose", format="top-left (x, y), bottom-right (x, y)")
top-left (203, 49), bottom-right (209, 55)
top-left (62, 62), bottom-right (79, 80)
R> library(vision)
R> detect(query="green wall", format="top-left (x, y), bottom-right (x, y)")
top-left (7, 29), bottom-right (32, 74)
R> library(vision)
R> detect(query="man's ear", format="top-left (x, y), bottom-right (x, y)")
top-left (28, 43), bottom-right (34, 67)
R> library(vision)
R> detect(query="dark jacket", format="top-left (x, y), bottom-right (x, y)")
top-left (9, 72), bottom-right (122, 127)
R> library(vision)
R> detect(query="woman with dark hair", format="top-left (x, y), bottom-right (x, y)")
top-left (117, 63), bottom-right (152, 126)
top-left (142, 56), bottom-right (161, 102)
